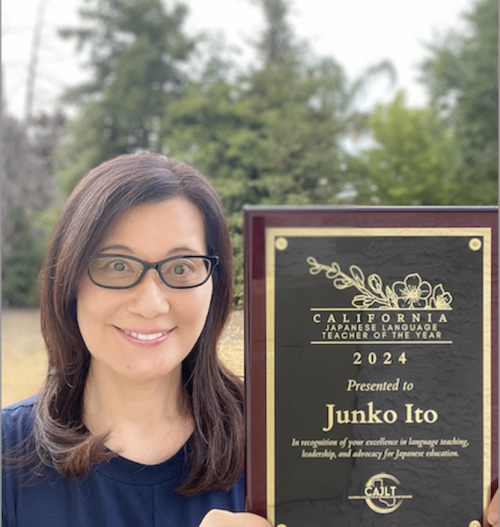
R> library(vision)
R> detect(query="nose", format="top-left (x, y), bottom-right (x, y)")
top-left (127, 268), bottom-right (171, 318)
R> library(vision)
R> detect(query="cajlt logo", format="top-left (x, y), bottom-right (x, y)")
top-left (348, 473), bottom-right (413, 514)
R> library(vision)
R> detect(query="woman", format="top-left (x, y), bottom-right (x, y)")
top-left (2, 153), bottom-right (269, 526)
top-left (3, 153), bottom-right (497, 526)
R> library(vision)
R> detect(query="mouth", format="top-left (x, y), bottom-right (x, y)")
top-left (122, 330), bottom-right (168, 341)
top-left (119, 328), bottom-right (173, 344)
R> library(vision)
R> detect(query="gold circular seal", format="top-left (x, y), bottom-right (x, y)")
top-left (275, 237), bottom-right (288, 251)
top-left (469, 521), bottom-right (481, 527)
top-left (469, 238), bottom-right (482, 251)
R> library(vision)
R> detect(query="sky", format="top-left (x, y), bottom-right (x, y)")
top-left (2, 0), bottom-right (475, 120)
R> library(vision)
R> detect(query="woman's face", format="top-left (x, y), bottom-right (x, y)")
top-left (76, 198), bottom-right (213, 385)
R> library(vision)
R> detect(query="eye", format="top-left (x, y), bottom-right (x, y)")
top-left (161, 258), bottom-right (199, 283)
top-left (112, 261), bottom-right (128, 272)
top-left (172, 263), bottom-right (189, 275)
top-left (164, 260), bottom-right (195, 275)
top-left (107, 259), bottom-right (133, 272)
top-left (97, 257), bottom-right (136, 275)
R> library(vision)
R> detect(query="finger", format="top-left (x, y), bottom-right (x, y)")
top-left (487, 489), bottom-right (498, 526)
top-left (200, 510), bottom-right (271, 527)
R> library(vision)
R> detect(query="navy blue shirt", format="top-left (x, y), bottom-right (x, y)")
top-left (2, 398), bottom-right (244, 527)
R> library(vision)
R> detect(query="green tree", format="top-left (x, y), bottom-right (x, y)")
top-left (419, 0), bottom-right (498, 203)
top-left (251, 0), bottom-right (297, 64)
top-left (355, 91), bottom-right (458, 205)
top-left (164, 0), bottom-right (394, 302)
top-left (2, 212), bottom-right (46, 307)
top-left (57, 0), bottom-right (196, 192)
top-left (166, 60), bottom-right (353, 303)
top-left (1, 110), bottom-right (64, 306)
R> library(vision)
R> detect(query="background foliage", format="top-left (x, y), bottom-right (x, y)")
top-left (2, 0), bottom-right (497, 306)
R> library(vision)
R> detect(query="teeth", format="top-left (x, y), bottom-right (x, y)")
top-left (125, 330), bottom-right (166, 341)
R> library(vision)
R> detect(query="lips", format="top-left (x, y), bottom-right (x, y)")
top-left (123, 330), bottom-right (168, 341)
top-left (118, 327), bottom-right (173, 345)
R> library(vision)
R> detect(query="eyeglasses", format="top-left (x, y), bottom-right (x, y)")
top-left (88, 254), bottom-right (219, 290)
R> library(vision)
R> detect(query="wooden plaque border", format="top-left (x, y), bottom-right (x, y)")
top-left (243, 206), bottom-right (498, 523)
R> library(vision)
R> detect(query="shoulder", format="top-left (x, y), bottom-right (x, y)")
top-left (2, 396), bottom-right (37, 413)
top-left (2, 396), bottom-right (37, 448)
top-left (2, 396), bottom-right (37, 420)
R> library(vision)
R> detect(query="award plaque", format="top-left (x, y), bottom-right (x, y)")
top-left (244, 207), bottom-right (498, 526)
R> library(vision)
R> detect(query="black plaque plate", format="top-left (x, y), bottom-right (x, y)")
top-left (244, 207), bottom-right (498, 527)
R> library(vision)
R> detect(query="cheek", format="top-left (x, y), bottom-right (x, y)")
top-left (76, 280), bottom-right (110, 347)
top-left (76, 280), bottom-right (92, 328)
top-left (182, 283), bottom-right (214, 342)
top-left (191, 283), bottom-right (213, 324)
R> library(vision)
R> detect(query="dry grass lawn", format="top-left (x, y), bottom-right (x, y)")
top-left (2, 309), bottom-right (244, 408)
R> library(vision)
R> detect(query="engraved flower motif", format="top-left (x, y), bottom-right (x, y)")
top-left (308, 258), bottom-right (453, 310)
top-left (392, 273), bottom-right (432, 309)
top-left (431, 284), bottom-right (453, 310)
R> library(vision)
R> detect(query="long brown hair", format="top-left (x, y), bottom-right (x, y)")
top-left (33, 153), bottom-right (243, 494)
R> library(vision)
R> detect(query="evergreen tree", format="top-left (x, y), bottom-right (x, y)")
top-left (2, 212), bottom-right (46, 307)
top-left (57, 0), bottom-right (196, 192)
top-left (252, 0), bottom-right (296, 65)
top-left (1, 110), bottom-right (64, 306)
top-left (419, 0), bottom-right (498, 203)
top-left (163, 0), bottom-right (393, 302)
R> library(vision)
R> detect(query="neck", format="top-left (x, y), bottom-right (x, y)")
top-left (83, 361), bottom-right (194, 464)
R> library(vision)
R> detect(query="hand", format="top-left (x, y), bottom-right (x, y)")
top-left (488, 489), bottom-right (498, 526)
top-left (200, 510), bottom-right (271, 527)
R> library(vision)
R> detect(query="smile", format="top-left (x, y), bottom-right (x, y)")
top-left (122, 329), bottom-right (169, 341)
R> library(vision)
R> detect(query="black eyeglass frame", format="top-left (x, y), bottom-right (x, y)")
top-left (88, 254), bottom-right (219, 290)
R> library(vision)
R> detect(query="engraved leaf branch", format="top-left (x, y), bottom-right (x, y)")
top-left (307, 257), bottom-right (453, 310)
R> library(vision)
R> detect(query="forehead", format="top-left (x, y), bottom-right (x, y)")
top-left (99, 198), bottom-right (207, 252)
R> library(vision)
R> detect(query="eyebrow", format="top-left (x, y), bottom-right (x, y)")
top-left (99, 244), bottom-right (132, 253)
top-left (98, 244), bottom-right (204, 256)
